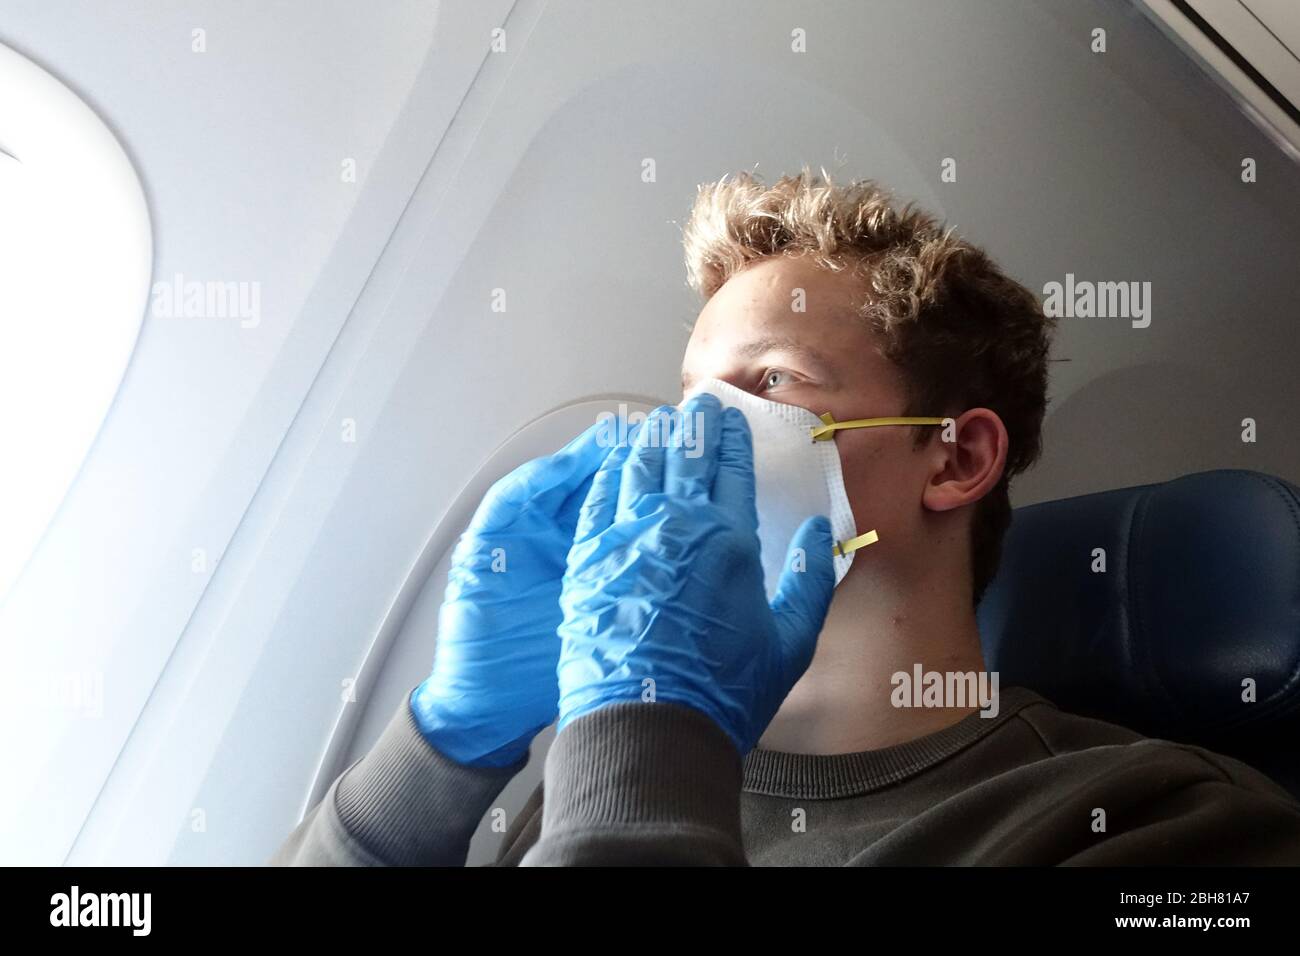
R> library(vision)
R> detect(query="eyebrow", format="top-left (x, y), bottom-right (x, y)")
top-left (681, 336), bottom-right (836, 390)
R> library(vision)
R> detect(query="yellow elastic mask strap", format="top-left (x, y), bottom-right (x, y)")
top-left (810, 413), bottom-right (947, 442)
top-left (832, 529), bottom-right (879, 557)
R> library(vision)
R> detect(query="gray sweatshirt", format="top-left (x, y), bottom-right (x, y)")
top-left (270, 685), bottom-right (1300, 865)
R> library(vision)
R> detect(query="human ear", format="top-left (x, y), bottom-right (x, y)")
top-left (920, 408), bottom-right (1008, 513)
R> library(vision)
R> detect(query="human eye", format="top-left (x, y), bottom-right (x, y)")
top-left (758, 367), bottom-right (797, 392)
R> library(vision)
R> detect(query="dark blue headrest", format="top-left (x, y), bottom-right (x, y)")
top-left (977, 470), bottom-right (1300, 749)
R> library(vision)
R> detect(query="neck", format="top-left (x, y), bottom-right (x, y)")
top-left (758, 554), bottom-right (987, 755)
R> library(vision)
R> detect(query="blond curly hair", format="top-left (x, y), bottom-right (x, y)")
top-left (681, 167), bottom-right (1054, 603)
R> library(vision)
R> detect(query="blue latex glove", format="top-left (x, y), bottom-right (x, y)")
top-left (555, 395), bottom-right (836, 756)
top-left (410, 419), bottom-right (618, 767)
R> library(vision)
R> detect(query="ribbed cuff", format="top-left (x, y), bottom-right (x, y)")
top-left (541, 700), bottom-right (743, 837)
top-left (332, 697), bottom-right (527, 866)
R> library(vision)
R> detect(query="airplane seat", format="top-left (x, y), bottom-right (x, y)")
top-left (977, 469), bottom-right (1300, 800)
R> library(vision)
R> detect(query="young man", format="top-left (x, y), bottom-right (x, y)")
top-left (272, 170), bottom-right (1300, 866)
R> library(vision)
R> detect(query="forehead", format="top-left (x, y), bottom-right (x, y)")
top-left (682, 255), bottom-right (879, 371)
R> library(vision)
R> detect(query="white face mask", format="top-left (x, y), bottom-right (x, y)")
top-left (680, 377), bottom-right (860, 601)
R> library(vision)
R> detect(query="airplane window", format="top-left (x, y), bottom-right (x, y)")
top-left (0, 42), bottom-right (151, 867)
